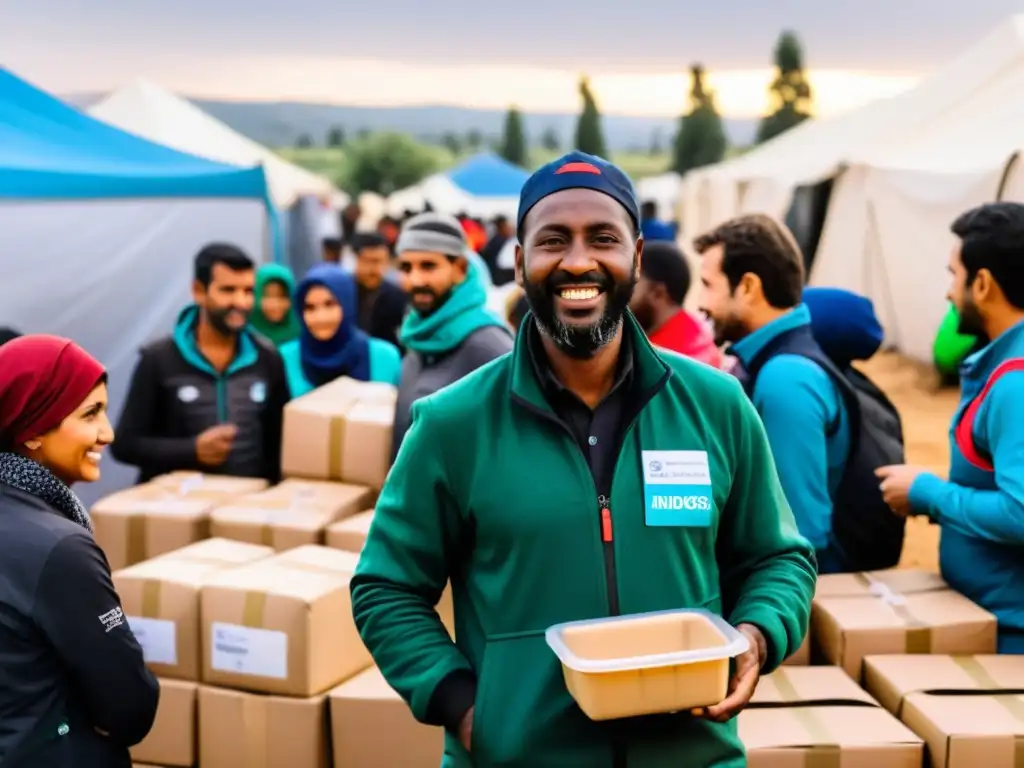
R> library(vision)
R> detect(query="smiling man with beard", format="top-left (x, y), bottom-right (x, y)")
top-left (877, 202), bottom-right (1024, 652)
top-left (112, 244), bottom-right (289, 483)
top-left (391, 213), bottom-right (513, 460)
top-left (351, 152), bottom-right (815, 768)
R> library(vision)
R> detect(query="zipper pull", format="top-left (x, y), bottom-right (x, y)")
top-left (598, 496), bottom-right (613, 542)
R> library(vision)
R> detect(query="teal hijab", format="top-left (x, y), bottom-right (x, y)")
top-left (250, 263), bottom-right (301, 347)
top-left (400, 257), bottom-right (508, 354)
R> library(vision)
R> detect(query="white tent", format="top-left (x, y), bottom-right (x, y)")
top-left (89, 79), bottom-right (341, 209)
top-left (682, 16), bottom-right (1024, 235)
top-left (811, 16), bottom-right (1024, 363)
top-left (0, 68), bottom-right (272, 505)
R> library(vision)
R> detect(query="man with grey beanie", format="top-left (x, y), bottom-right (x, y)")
top-left (391, 212), bottom-right (513, 460)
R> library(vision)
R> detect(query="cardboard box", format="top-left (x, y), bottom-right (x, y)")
top-left (281, 377), bottom-right (396, 489)
top-left (198, 685), bottom-right (328, 768)
top-left (201, 548), bottom-right (372, 696)
top-left (329, 667), bottom-right (442, 768)
top-left (210, 482), bottom-right (374, 551)
top-left (91, 486), bottom-right (216, 570)
top-left (116, 539), bottom-right (273, 680)
top-left (864, 654), bottom-right (1024, 767)
top-left (325, 509), bottom-right (373, 552)
top-left (739, 666), bottom-right (923, 767)
top-left (129, 679), bottom-right (197, 767)
top-left (781, 631), bottom-right (811, 666)
top-left (812, 569), bottom-right (997, 679)
top-left (150, 471), bottom-right (269, 496)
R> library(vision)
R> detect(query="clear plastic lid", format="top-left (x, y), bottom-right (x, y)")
top-left (545, 608), bottom-right (750, 674)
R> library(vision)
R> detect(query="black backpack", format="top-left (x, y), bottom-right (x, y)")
top-left (739, 325), bottom-right (906, 571)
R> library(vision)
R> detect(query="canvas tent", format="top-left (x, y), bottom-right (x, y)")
top-left (89, 79), bottom-right (341, 210)
top-left (0, 67), bottom-right (273, 504)
top-left (681, 16), bottom-right (1024, 236)
top-left (809, 15), bottom-right (1024, 363)
top-left (387, 152), bottom-right (529, 218)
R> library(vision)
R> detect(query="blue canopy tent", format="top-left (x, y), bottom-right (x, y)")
top-left (0, 67), bottom-right (277, 503)
top-left (447, 152), bottom-right (530, 199)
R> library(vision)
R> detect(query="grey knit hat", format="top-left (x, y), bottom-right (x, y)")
top-left (395, 212), bottom-right (468, 259)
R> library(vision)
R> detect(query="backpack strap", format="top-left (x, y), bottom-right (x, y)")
top-left (954, 357), bottom-right (1024, 472)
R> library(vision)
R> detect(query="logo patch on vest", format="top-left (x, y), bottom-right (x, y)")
top-left (177, 385), bottom-right (199, 403)
top-left (250, 381), bottom-right (267, 403)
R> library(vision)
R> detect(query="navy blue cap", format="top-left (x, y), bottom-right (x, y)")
top-left (516, 151), bottom-right (640, 237)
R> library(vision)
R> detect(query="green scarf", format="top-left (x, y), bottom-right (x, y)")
top-left (400, 258), bottom-right (508, 354)
top-left (250, 263), bottom-right (302, 347)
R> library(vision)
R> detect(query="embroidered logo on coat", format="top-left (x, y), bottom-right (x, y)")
top-left (98, 607), bottom-right (125, 633)
top-left (250, 381), bottom-right (266, 403)
top-left (177, 385), bottom-right (199, 403)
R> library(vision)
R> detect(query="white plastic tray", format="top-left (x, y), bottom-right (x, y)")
top-left (545, 608), bottom-right (750, 674)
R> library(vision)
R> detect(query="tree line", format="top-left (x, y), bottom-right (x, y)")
top-left (292, 30), bottom-right (813, 194)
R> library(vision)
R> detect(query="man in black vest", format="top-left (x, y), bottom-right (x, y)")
top-left (695, 214), bottom-right (853, 572)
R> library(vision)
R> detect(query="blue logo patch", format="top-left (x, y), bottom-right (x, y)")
top-left (250, 381), bottom-right (266, 403)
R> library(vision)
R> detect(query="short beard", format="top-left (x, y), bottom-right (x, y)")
top-left (525, 264), bottom-right (637, 359)
top-left (957, 294), bottom-right (986, 338)
top-left (206, 307), bottom-right (243, 337)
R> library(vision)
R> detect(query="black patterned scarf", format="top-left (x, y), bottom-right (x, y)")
top-left (0, 451), bottom-right (93, 532)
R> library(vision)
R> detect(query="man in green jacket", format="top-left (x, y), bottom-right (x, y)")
top-left (351, 151), bottom-right (817, 767)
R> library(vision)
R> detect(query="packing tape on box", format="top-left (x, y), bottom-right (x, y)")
top-left (141, 579), bottom-right (161, 618)
top-left (853, 573), bottom-right (931, 653)
top-left (127, 515), bottom-right (147, 565)
top-left (328, 414), bottom-right (345, 481)
top-left (953, 657), bottom-right (1024, 724)
top-left (768, 670), bottom-right (842, 768)
top-left (242, 591), bottom-right (267, 629)
top-left (241, 694), bottom-right (268, 768)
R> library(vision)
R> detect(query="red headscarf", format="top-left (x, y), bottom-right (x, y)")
top-left (0, 335), bottom-right (106, 448)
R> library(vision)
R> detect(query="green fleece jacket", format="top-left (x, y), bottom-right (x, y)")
top-left (351, 314), bottom-right (816, 768)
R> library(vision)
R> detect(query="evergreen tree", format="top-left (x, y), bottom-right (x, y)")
top-left (756, 30), bottom-right (813, 144)
top-left (326, 126), bottom-right (346, 147)
top-left (499, 107), bottom-right (528, 166)
top-left (295, 134), bottom-right (314, 149)
top-left (574, 76), bottom-right (608, 158)
top-left (539, 126), bottom-right (561, 153)
top-left (441, 132), bottom-right (463, 156)
top-left (465, 129), bottom-right (484, 150)
top-left (672, 64), bottom-right (727, 174)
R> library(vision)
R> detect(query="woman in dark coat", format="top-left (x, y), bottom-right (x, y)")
top-left (0, 335), bottom-right (159, 767)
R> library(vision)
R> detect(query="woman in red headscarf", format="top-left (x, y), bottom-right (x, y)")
top-left (0, 335), bottom-right (159, 768)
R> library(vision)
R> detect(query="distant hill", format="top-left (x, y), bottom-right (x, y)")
top-left (64, 92), bottom-right (757, 151)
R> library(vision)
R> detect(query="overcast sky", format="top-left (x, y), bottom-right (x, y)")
top-left (6, 1), bottom-right (1024, 114)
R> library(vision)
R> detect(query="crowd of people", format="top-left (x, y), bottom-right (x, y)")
top-left (0, 147), bottom-right (1022, 766)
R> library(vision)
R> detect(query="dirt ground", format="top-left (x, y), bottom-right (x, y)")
top-left (856, 353), bottom-right (962, 572)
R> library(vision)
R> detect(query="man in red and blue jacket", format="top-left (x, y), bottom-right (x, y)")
top-left (877, 202), bottom-right (1024, 653)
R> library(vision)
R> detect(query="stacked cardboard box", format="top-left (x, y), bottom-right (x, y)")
top-left (281, 377), bottom-right (397, 490)
top-left (210, 478), bottom-right (376, 551)
top-left (197, 545), bottom-right (374, 767)
top-left (329, 667), bottom-right (444, 767)
top-left (812, 569), bottom-right (997, 679)
top-left (864, 654), bottom-right (1024, 767)
top-left (92, 474), bottom-right (268, 569)
top-left (739, 665), bottom-right (924, 766)
top-left (122, 538), bottom-right (274, 767)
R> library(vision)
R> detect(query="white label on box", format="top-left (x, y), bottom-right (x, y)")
top-left (210, 622), bottom-right (288, 679)
top-left (126, 616), bottom-right (178, 665)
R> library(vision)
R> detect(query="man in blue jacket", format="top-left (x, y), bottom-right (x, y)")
top-left (877, 202), bottom-right (1024, 652)
top-left (696, 215), bottom-right (877, 573)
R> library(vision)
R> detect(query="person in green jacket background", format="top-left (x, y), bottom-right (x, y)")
top-left (249, 263), bottom-right (301, 347)
top-left (280, 263), bottom-right (401, 396)
top-left (351, 151), bottom-right (817, 768)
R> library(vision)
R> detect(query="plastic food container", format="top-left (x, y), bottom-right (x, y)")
top-left (545, 608), bottom-right (749, 720)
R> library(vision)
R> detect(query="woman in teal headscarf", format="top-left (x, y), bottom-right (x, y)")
top-left (250, 264), bottom-right (301, 347)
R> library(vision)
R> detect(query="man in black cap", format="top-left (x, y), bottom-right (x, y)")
top-left (352, 151), bottom-right (815, 767)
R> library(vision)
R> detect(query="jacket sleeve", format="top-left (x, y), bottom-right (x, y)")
top-left (32, 532), bottom-right (160, 746)
top-left (110, 348), bottom-right (199, 474)
top-left (260, 348), bottom-right (289, 484)
top-left (909, 373), bottom-right (1024, 544)
top-left (751, 356), bottom-right (838, 552)
top-left (351, 398), bottom-right (475, 733)
top-left (716, 378), bottom-right (818, 672)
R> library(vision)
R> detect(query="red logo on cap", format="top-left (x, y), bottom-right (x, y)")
top-left (555, 162), bottom-right (601, 175)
